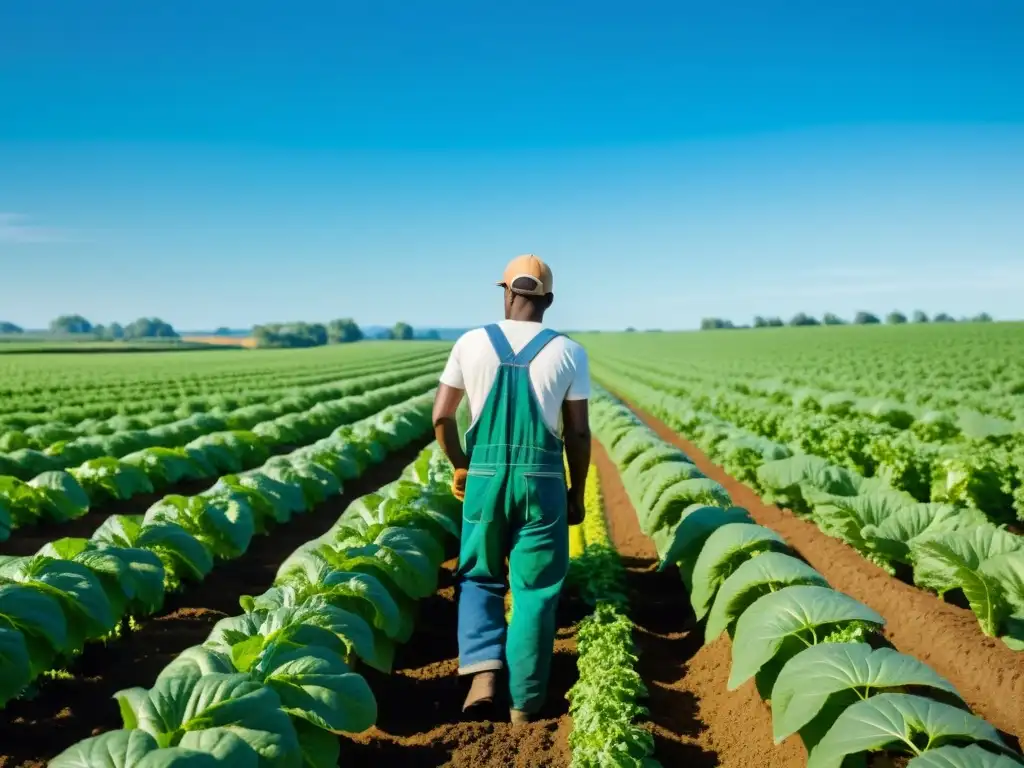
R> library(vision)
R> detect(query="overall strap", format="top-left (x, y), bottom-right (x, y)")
top-left (483, 324), bottom-right (515, 363)
top-left (513, 328), bottom-right (561, 366)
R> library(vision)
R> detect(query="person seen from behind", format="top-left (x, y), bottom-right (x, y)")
top-left (431, 254), bottom-right (592, 725)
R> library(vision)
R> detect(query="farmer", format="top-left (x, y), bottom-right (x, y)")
top-left (431, 254), bottom-right (592, 725)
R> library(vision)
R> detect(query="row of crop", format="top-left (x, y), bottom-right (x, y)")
top-left (593, 365), bottom-right (1024, 652)
top-left (0, 345), bottom-right (428, 405)
top-left (0, 352), bottom-right (358, 411)
top-left (0, 372), bottom-right (439, 540)
top-left (590, 390), bottom-right (1023, 768)
top-left (605, 352), bottom-right (1024, 443)
top-left (0, 346), bottom-right (448, 436)
top-left (583, 325), bottom-right (1024, 418)
top-left (0, 353), bottom-right (444, 458)
top-left (0, 393), bottom-right (435, 710)
top-left (595, 357), bottom-right (1024, 527)
top-left (48, 442), bottom-right (462, 767)
top-left (565, 466), bottom-right (657, 768)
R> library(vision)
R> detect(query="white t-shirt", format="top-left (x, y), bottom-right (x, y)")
top-left (439, 320), bottom-right (590, 434)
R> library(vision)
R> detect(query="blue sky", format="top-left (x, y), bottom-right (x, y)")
top-left (1, 0), bottom-right (1022, 331)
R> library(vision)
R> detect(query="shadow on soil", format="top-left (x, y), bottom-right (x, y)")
top-left (338, 562), bottom-right (590, 768)
top-left (620, 556), bottom-right (720, 767)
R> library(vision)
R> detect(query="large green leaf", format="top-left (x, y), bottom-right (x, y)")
top-left (0, 582), bottom-right (69, 673)
top-left (48, 727), bottom-right (258, 767)
top-left (136, 522), bottom-right (214, 586)
top-left (689, 523), bottom-right (790, 620)
top-left (728, 585), bottom-right (884, 696)
top-left (907, 745), bottom-right (1024, 768)
top-left (71, 458), bottom-right (154, 501)
top-left (863, 504), bottom-right (989, 569)
top-left (0, 502), bottom-right (11, 542)
top-left (49, 729), bottom-right (163, 768)
top-left (771, 643), bottom-right (962, 750)
top-left (257, 645), bottom-right (377, 733)
top-left (978, 554), bottom-right (1024, 650)
top-left (911, 525), bottom-right (1023, 596)
top-left (657, 504), bottom-right (753, 578)
top-left (177, 728), bottom-right (261, 766)
top-left (646, 478), bottom-right (731, 537)
top-left (807, 693), bottom-right (1012, 768)
top-left (135, 672), bottom-right (301, 764)
top-left (143, 494), bottom-right (254, 561)
top-left (910, 527), bottom-right (1024, 637)
top-left (0, 556), bottom-right (115, 648)
top-left (28, 471), bottom-right (90, 523)
top-left (0, 626), bottom-right (30, 706)
top-left (0, 476), bottom-right (48, 527)
top-left (293, 718), bottom-right (341, 768)
top-left (704, 552), bottom-right (829, 644)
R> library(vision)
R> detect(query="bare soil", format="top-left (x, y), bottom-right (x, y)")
top-left (593, 439), bottom-right (805, 767)
top-left (337, 559), bottom-right (585, 767)
top-left (621, 398), bottom-right (1024, 747)
top-left (0, 439), bottom-right (432, 768)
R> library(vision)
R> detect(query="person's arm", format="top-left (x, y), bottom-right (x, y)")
top-left (433, 383), bottom-right (469, 472)
top-left (433, 341), bottom-right (470, 501)
top-left (562, 346), bottom-right (592, 521)
top-left (562, 399), bottom-right (591, 503)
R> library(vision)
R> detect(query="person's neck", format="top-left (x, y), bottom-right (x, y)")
top-left (507, 311), bottom-right (544, 323)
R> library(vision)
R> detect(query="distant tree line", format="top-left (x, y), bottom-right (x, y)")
top-left (37, 315), bottom-right (180, 340)
top-left (250, 319), bottom-right (423, 349)
top-left (0, 321), bottom-right (23, 334)
top-left (700, 310), bottom-right (993, 331)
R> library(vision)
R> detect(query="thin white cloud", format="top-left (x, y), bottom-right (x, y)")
top-left (0, 213), bottom-right (70, 244)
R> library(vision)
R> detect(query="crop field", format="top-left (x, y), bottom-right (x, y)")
top-left (1, 325), bottom-right (1023, 767)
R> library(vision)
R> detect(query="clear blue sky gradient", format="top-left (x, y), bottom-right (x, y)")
top-left (2, 0), bottom-right (1022, 330)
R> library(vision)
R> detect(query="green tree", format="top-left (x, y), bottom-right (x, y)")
top-left (972, 312), bottom-right (993, 322)
top-left (700, 317), bottom-right (735, 330)
top-left (50, 314), bottom-right (93, 334)
top-left (252, 322), bottom-right (328, 348)
top-left (912, 310), bottom-right (929, 323)
top-left (421, 329), bottom-right (441, 340)
top-left (214, 326), bottom-right (232, 336)
top-left (327, 318), bottom-right (364, 344)
top-left (0, 322), bottom-right (22, 334)
top-left (933, 312), bottom-right (956, 323)
top-left (391, 322), bottom-right (414, 340)
top-left (853, 311), bottom-right (881, 325)
top-left (822, 313), bottom-right (845, 325)
top-left (766, 316), bottom-right (784, 327)
top-left (789, 312), bottom-right (820, 326)
top-left (886, 311), bottom-right (908, 324)
top-left (123, 318), bottom-right (179, 339)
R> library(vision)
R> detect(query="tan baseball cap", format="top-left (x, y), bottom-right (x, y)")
top-left (497, 254), bottom-right (553, 296)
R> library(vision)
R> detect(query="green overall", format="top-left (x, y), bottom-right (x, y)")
top-left (456, 324), bottom-right (569, 714)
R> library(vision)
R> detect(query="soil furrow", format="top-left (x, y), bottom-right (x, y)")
top-left (337, 558), bottom-right (584, 767)
top-left (593, 438), bottom-right (803, 767)
top-left (619, 397), bottom-right (1024, 746)
top-left (0, 438), bottom-right (433, 768)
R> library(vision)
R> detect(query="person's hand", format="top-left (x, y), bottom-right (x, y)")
top-left (452, 468), bottom-right (468, 502)
top-left (567, 490), bottom-right (585, 526)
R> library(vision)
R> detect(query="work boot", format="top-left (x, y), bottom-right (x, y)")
top-left (462, 671), bottom-right (497, 712)
top-left (510, 708), bottom-right (535, 726)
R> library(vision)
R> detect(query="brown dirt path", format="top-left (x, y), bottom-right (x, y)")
top-left (620, 399), bottom-right (1024, 746)
top-left (593, 439), bottom-right (805, 767)
top-left (0, 439), bottom-right (433, 768)
top-left (337, 560), bottom-right (585, 767)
